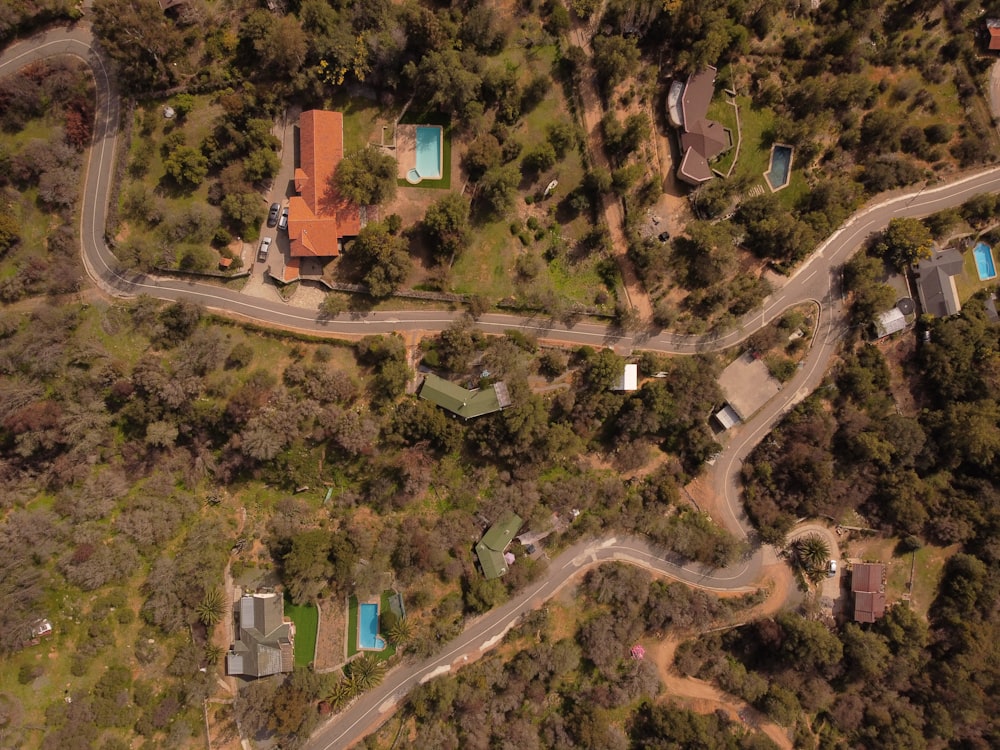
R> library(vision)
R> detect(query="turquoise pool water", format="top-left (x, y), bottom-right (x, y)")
top-left (973, 242), bottom-right (996, 280)
top-left (415, 126), bottom-right (442, 180)
top-left (765, 144), bottom-right (793, 191)
top-left (358, 603), bottom-right (385, 650)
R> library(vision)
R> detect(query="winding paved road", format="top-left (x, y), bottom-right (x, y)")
top-left (5, 25), bottom-right (1000, 750)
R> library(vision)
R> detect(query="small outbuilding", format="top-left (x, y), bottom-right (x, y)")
top-left (612, 363), bottom-right (639, 392)
top-left (874, 308), bottom-right (906, 339)
top-left (713, 403), bottom-right (742, 430)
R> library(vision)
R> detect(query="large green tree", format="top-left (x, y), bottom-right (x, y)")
top-left (348, 221), bottom-right (411, 298)
top-left (334, 147), bottom-right (397, 206)
top-left (876, 217), bottom-right (933, 270)
top-left (92, 0), bottom-right (185, 89)
top-left (422, 193), bottom-right (472, 263)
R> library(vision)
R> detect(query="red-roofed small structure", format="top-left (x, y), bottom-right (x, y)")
top-left (851, 562), bottom-right (886, 624)
top-left (988, 20), bottom-right (1000, 51)
top-left (287, 110), bottom-right (361, 259)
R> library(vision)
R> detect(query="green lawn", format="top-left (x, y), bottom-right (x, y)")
top-left (283, 597), bottom-right (318, 668)
top-left (707, 97), bottom-right (739, 177)
top-left (327, 91), bottom-right (384, 153)
top-left (729, 96), bottom-right (776, 191)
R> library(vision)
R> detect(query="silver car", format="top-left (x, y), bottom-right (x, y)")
top-left (257, 236), bottom-right (272, 262)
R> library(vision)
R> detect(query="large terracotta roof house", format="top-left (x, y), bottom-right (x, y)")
top-left (288, 110), bottom-right (361, 260)
top-left (669, 67), bottom-right (733, 186)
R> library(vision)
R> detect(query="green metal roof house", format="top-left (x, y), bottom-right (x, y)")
top-left (418, 373), bottom-right (511, 420)
top-left (475, 511), bottom-right (523, 580)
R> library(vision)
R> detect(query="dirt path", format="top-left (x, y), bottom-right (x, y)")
top-left (646, 639), bottom-right (794, 750)
top-left (572, 23), bottom-right (653, 323)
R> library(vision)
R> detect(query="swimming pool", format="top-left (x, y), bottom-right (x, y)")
top-left (414, 126), bottom-right (442, 181)
top-left (764, 144), bottom-right (794, 192)
top-left (358, 603), bottom-right (385, 650)
top-left (973, 242), bottom-right (997, 281)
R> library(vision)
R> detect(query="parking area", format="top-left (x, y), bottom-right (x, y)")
top-left (717, 352), bottom-right (781, 420)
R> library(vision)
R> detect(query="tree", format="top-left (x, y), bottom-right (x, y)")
top-left (347, 654), bottom-right (386, 691)
top-left (92, 0), bottom-right (185, 89)
top-left (386, 617), bottom-right (413, 646)
top-left (281, 529), bottom-right (334, 604)
top-left (792, 533), bottom-right (830, 575)
top-left (163, 146), bottom-right (208, 189)
top-left (243, 147), bottom-right (280, 184)
top-left (348, 221), bottom-right (411, 298)
top-left (477, 163), bottom-right (519, 217)
top-left (876, 217), bottom-right (933, 270)
top-left (334, 147), bottom-right (397, 205)
top-left (592, 35), bottom-right (640, 96)
top-left (195, 588), bottom-right (226, 627)
top-left (221, 192), bottom-right (264, 234)
top-left (422, 193), bottom-right (471, 263)
top-left (0, 213), bottom-right (20, 255)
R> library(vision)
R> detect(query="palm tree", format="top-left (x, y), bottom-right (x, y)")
top-left (204, 643), bottom-right (225, 664)
top-left (386, 617), bottom-right (413, 646)
top-left (196, 588), bottom-right (227, 627)
top-left (328, 678), bottom-right (355, 708)
top-left (793, 534), bottom-right (830, 573)
top-left (348, 654), bottom-right (386, 691)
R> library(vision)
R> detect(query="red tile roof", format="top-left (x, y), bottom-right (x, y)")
top-left (288, 110), bottom-right (360, 258)
top-left (989, 22), bottom-right (1000, 50)
top-left (852, 563), bottom-right (887, 623)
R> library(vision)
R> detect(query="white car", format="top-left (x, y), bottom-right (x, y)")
top-left (827, 559), bottom-right (837, 577)
top-left (278, 206), bottom-right (289, 231)
top-left (257, 236), bottom-right (272, 262)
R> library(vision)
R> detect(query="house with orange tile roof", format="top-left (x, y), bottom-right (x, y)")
top-left (287, 110), bottom-right (362, 262)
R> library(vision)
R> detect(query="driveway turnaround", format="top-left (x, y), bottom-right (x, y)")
top-left (6, 26), bottom-right (1000, 750)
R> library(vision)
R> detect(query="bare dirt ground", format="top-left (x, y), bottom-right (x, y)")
top-left (314, 597), bottom-right (347, 671)
top-left (646, 639), bottom-right (794, 750)
top-left (395, 123), bottom-right (416, 179)
top-left (572, 22), bottom-right (653, 322)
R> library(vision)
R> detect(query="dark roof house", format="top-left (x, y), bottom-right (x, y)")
top-left (418, 373), bottom-right (511, 420)
top-left (851, 562), bottom-right (886, 624)
top-left (227, 593), bottom-right (294, 678)
top-left (475, 511), bottom-right (523, 580)
top-left (914, 249), bottom-right (964, 318)
top-left (674, 67), bottom-right (733, 185)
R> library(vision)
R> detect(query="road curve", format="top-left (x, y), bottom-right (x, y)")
top-left (6, 25), bottom-right (1000, 750)
top-left (307, 535), bottom-right (763, 750)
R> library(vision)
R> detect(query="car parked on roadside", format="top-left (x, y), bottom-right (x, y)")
top-left (266, 202), bottom-right (280, 227)
top-left (278, 206), bottom-right (289, 231)
top-left (257, 236), bottom-right (271, 262)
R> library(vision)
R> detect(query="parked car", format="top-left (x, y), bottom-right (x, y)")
top-left (278, 206), bottom-right (289, 231)
top-left (266, 202), bottom-right (281, 227)
top-left (658, 231), bottom-right (671, 242)
top-left (827, 559), bottom-right (837, 577)
top-left (257, 236), bottom-right (271, 262)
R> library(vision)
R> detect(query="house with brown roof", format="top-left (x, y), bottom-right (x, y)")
top-left (851, 562), bottom-right (887, 624)
top-left (226, 593), bottom-right (294, 678)
top-left (987, 19), bottom-right (1000, 51)
top-left (672, 67), bottom-right (733, 185)
top-left (287, 110), bottom-right (362, 262)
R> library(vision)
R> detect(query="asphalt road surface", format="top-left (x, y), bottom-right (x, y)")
top-left (5, 25), bottom-right (1000, 750)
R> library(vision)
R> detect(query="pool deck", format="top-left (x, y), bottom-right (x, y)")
top-left (395, 123), bottom-right (417, 180)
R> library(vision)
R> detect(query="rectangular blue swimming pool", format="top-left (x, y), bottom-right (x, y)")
top-left (974, 242), bottom-right (996, 280)
top-left (415, 126), bottom-right (442, 180)
top-left (358, 602), bottom-right (385, 650)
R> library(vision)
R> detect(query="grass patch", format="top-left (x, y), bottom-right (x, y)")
top-left (346, 595), bottom-right (359, 658)
top-left (729, 96), bottom-right (776, 189)
top-left (283, 597), bottom-right (318, 668)
top-left (327, 91), bottom-right (383, 153)
top-left (707, 97), bottom-right (739, 177)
